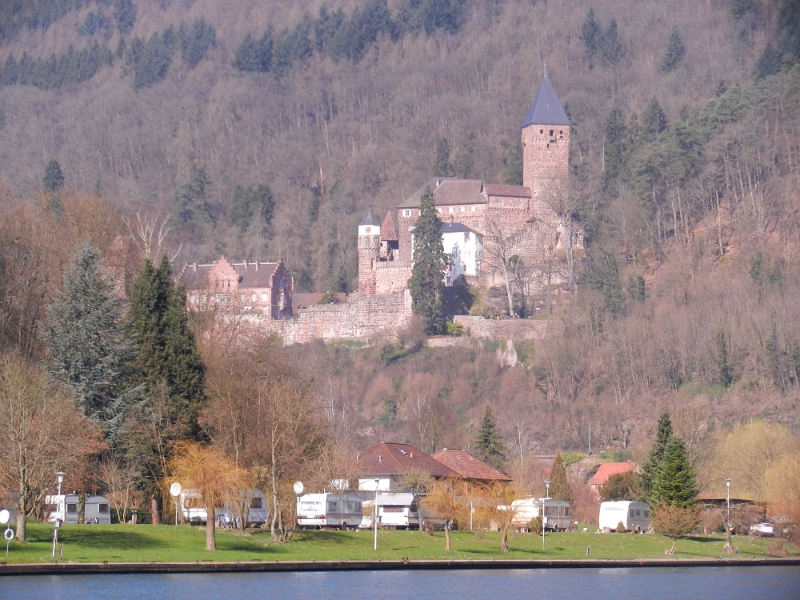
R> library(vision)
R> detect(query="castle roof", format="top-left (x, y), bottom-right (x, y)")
top-left (178, 257), bottom-right (282, 290)
top-left (431, 449), bottom-right (512, 482)
top-left (381, 210), bottom-right (399, 242)
top-left (357, 442), bottom-right (457, 478)
top-left (440, 222), bottom-right (481, 236)
top-left (522, 74), bottom-right (570, 128)
top-left (398, 178), bottom-right (487, 209)
top-left (359, 204), bottom-right (380, 227)
top-left (485, 183), bottom-right (531, 198)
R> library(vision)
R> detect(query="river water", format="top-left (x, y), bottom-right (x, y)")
top-left (3, 566), bottom-right (799, 599)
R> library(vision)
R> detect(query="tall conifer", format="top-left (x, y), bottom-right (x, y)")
top-left (549, 452), bottom-right (573, 502)
top-left (651, 436), bottom-right (697, 507)
top-left (408, 188), bottom-right (446, 334)
top-left (475, 405), bottom-right (506, 470)
top-left (641, 411), bottom-right (673, 499)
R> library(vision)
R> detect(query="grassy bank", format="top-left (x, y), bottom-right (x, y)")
top-left (1, 524), bottom-right (795, 564)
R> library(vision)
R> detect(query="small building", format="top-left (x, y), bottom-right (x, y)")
top-left (430, 448), bottom-right (512, 483)
top-left (84, 495), bottom-right (111, 524)
top-left (588, 461), bottom-right (638, 495)
top-left (356, 442), bottom-right (457, 492)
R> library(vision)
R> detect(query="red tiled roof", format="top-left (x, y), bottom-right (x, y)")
top-left (381, 210), bottom-right (399, 242)
top-left (357, 442), bottom-right (457, 478)
top-left (485, 184), bottom-right (531, 198)
top-left (431, 449), bottom-right (512, 482)
top-left (177, 257), bottom-right (279, 290)
top-left (294, 293), bottom-right (346, 309)
top-left (588, 461), bottom-right (637, 487)
top-left (398, 178), bottom-right (488, 208)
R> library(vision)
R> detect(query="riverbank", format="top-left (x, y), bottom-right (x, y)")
top-left (0, 523), bottom-right (796, 569)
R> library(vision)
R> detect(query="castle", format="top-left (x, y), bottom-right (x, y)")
top-left (357, 74), bottom-right (583, 300)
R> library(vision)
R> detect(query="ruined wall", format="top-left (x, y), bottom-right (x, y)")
top-left (453, 315), bottom-right (563, 340)
top-left (253, 290), bottom-right (413, 345)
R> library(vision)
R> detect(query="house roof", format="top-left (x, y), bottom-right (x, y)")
top-left (398, 178), bottom-right (487, 209)
top-left (357, 442), bottom-right (457, 478)
top-left (588, 461), bottom-right (637, 487)
top-left (178, 258), bottom-right (280, 290)
top-left (431, 449), bottom-right (512, 482)
top-left (381, 210), bottom-right (399, 242)
top-left (522, 74), bottom-right (570, 128)
top-left (485, 184), bottom-right (532, 198)
top-left (293, 292), bottom-right (346, 309)
top-left (440, 223), bottom-right (480, 236)
top-left (359, 204), bottom-right (380, 227)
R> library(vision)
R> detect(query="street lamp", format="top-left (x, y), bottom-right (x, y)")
top-left (52, 471), bottom-right (66, 558)
top-left (725, 478), bottom-right (733, 553)
top-left (374, 479), bottom-right (379, 552)
top-left (543, 480), bottom-right (550, 552)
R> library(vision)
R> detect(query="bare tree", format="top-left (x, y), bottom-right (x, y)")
top-left (124, 211), bottom-right (182, 262)
top-left (0, 353), bottom-right (102, 541)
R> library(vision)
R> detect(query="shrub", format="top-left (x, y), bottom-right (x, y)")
top-left (528, 515), bottom-right (543, 535)
top-left (446, 321), bottom-right (463, 336)
top-left (615, 521), bottom-right (626, 533)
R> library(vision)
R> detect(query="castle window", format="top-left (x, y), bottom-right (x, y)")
top-left (189, 294), bottom-right (197, 304)
top-left (240, 294), bottom-right (247, 303)
top-left (448, 207), bottom-right (453, 213)
top-left (262, 293), bottom-right (268, 302)
top-left (460, 206), bottom-right (465, 212)
top-left (402, 209), bottom-right (411, 217)
top-left (471, 206), bottom-right (476, 212)
top-left (472, 221), bottom-right (478, 228)
top-left (540, 129), bottom-right (543, 134)
top-left (550, 130), bottom-right (554, 136)
top-left (251, 293), bottom-right (257, 302)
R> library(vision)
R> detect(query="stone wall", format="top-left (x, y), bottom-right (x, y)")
top-left (453, 315), bottom-right (563, 340)
top-left (255, 290), bottom-right (413, 345)
top-left (374, 261), bottom-right (413, 295)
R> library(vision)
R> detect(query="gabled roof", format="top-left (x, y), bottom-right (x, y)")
top-left (440, 223), bottom-right (481, 236)
top-left (381, 210), bottom-right (399, 242)
top-left (177, 258), bottom-right (280, 290)
top-left (588, 461), bottom-right (637, 487)
top-left (357, 442), bottom-right (457, 478)
top-left (522, 74), bottom-right (570, 128)
top-left (431, 449), bottom-right (512, 482)
top-left (485, 184), bottom-right (531, 198)
top-left (398, 178), bottom-right (487, 209)
top-left (293, 292), bottom-right (346, 309)
top-left (359, 204), bottom-right (380, 227)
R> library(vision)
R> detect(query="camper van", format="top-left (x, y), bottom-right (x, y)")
top-left (179, 489), bottom-right (268, 527)
top-left (359, 493), bottom-right (420, 530)
top-left (510, 498), bottom-right (572, 532)
top-left (296, 493), bottom-right (363, 529)
top-left (46, 494), bottom-right (80, 525)
top-left (599, 501), bottom-right (651, 533)
top-left (84, 495), bottom-right (111, 524)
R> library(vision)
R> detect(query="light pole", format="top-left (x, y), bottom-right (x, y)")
top-left (542, 480), bottom-right (550, 552)
top-left (52, 471), bottom-right (65, 558)
top-left (724, 478), bottom-right (733, 553)
top-left (373, 479), bottom-right (379, 552)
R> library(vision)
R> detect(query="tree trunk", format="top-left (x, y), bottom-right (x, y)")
top-left (444, 523), bottom-right (451, 551)
top-left (206, 505), bottom-right (216, 551)
top-left (151, 496), bottom-right (160, 525)
top-left (271, 440), bottom-right (279, 542)
top-left (501, 527), bottom-right (509, 552)
top-left (15, 490), bottom-right (25, 542)
top-left (500, 260), bottom-right (514, 316)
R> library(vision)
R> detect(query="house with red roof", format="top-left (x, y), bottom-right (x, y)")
top-left (588, 461), bottom-right (638, 494)
top-left (356, 442), bottom-right (457, 492)
top-left (431, 449), bottom-right (512, 483)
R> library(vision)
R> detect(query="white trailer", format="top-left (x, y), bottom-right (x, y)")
top-left (179, 489), bottom-right (268, 527)
top-left (599, 501), bottom-right (651, 533)
top-left (46, 494), bottom-right (80, 525)
top-left (359, 493), bottom-right (420, 529)
top-left (510, 498), bottom-right (572, 531)
top-left (296, 493), bottom-right (363, 530)
top-left (84, 495), bottom-right (111, 524)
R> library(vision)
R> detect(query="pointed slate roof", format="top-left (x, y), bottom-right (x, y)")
top-left (522, 74), bottom-right (570, 128)
top-left (381, 210), bottom-right (399, 242)
top-left (359, 204), bottom-right (380, 227)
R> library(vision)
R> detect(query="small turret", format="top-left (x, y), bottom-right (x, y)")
top-left (358, 204), bottom-right (381, 297)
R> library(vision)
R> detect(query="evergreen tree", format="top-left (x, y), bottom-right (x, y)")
top-left (433, 137), bottom-right (454, 177)
top-left (175, 166), bottom-right (214, 225)
top-left (602, 108), bottom-right (628, 185)
top-left (180, 18), bottom-right (216, 68)
top-left (641, 412), bottom-right (673, 499)
top-left (599, 19), bottom-right (623, 67)
top-left (549, 452), bottom-right (573, 502)
top-left (114, 0), bottom-right (136, 35)
top-left (642, 98), bottom-right (668, 143)
top-left (474, 405), bottom-right (506, 469)
top-left (651, 436), bottom-right (697, 507)
top-left (501, 138), bottom-right (523, 186)
top-left (41, 242), bottom-right (139, 441)
top-left (43, 159), bottom-right (65, 193)
top-left (126, 256), bottom-right (205, 437)
top-left (580, 8), bottom-right (601, 68)
top-left (408, 188), bottom-right (446, 334)
top-left (661, 25), bottom-right (686, 73)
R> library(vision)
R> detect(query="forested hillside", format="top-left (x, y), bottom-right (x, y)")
top-left (1, 0), bottom-right (800, 471)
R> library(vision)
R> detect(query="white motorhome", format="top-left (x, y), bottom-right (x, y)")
top-left (510, 498), bottom-right (571, 531)
top-left (359, 493), bottom-right (420, 530)
top-left (46, 494), bottom-right (80, 525)
top-left (179, 489), bottom-right (268, 527)
top-left (599, 501), bottom-right (651, 533)
top-left (296, 493), bottom-right (363, 530)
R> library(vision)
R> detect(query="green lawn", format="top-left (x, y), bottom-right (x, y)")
top-left (1, 523), bottom-right (794, 564)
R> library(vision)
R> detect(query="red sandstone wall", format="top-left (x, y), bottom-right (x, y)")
top-left (374, 261), bottom-right (413, 295)
top-left (453, 315), bottom-right (563, 340)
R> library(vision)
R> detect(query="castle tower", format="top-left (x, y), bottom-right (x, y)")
top-left (357, 204), bottom-right (381, 297)
top-left (521, 74), bottom-right (571, 218)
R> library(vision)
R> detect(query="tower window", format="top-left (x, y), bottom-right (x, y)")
top-left (540, 129), bottom-right (543, 134)
top-left (402, 209), bottom-right (411, 217)
top-left (460, 206), bottom-right (465, 212)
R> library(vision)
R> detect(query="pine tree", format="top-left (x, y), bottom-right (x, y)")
top-left (599, 19), bottom-right (623, 67)
top-left (642, 98), bottom-right (668, 143)
top-left (126, 256), bottom-right (205, 437)
top-left (41, 242), bottom-right (139, 441)
top-left (433, 138), bottom-right (454, 177)
top-left (549, 452), bottom-right (572, 502)
top-left (475, 405), bottom-right (506, 469)
top-left (580, 8), bottom-right (601, 68)
top-left (43, 159), bottom-right (65, 193)
top-left (661, 26), bottom-right (686, 73)
top-left (641, 412), bottom-right (673, 499)
top-left (651, 436), bottom-right (697, 507)
top-left (408, 188), bottom-right (446, 335)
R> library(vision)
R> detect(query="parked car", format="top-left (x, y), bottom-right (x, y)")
top-left (750, 522), bottom-right (776, 537)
